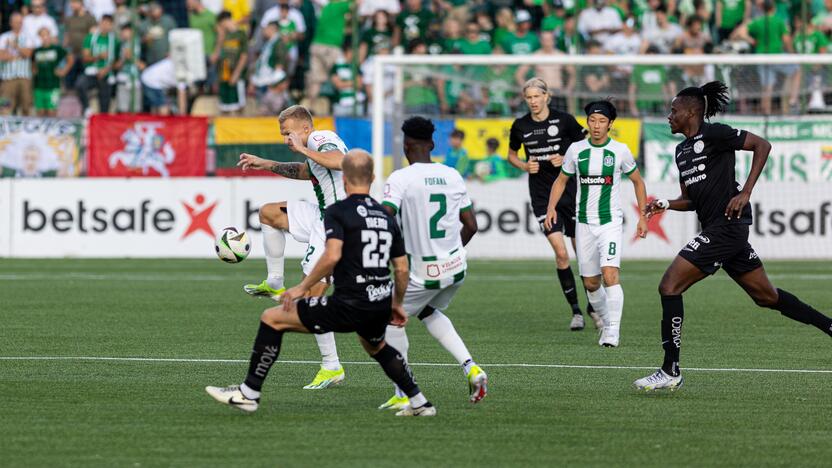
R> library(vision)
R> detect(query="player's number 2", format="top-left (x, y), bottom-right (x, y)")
top-left (429, 193), bottom-right (447, 239)
top-left (361, 230), bottom-right (392, 268)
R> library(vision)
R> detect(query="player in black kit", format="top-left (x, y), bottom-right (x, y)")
top-left (206, 149), bottom-right (437, 416)
top-left (508, 77), bottom-right (601, 331)
top-left (634, 81), bottom-right (832, 391)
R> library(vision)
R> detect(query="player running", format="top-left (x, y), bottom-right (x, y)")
top-left (544, 101), bottom-right (648, 347)
top-left (207, 149), bottom-right (437, 416)
top-left (508, 77), bottom-right (602, 332)
top-left (237, 105), bottom-right (346, 390)
top-left (378, 117), bottom-right (487, 411)
top-left (634, 82), bottom-right (832, 391)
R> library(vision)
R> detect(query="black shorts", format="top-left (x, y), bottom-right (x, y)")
top-left (532, 201), bottom-right (576, 238)
top-left (678, 224), bottom-right (763, 276)
top-left (296, 294), bottom-right (391, 344)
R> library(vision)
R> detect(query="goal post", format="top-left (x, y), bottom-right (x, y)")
top-left (370, 53), bottom-right (832, 194)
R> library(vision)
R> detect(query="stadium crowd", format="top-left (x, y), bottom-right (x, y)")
top-left (0, 0), bottom-right (828, 117)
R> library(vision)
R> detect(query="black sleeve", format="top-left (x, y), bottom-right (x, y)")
top-left (389, 217), bottom-right (406, 259)
top-left (508, 119), bottom-right (523, 151)
top-left (706, 122), bottom-right (747, 151)
top-left (566, 114), bottom-right (586, 143)
top-left (324, 208), bottom-right (345, 241)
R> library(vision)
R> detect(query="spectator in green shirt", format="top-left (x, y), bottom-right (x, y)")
top-left (628, 44), bottom-right (673, 116)
top-left (76, 14), bottom-right (118, 115)
top-left (715, 0), bottom-right (750, 43)
top-left (329, 38), bottom-right (364, 116)
top-left (793, 15), bottom-right (829, 110)
top-left (359, 11), bottom-right (394, 63)
top-left (250, 22), bottom-right (290, 115)
top-left (492, 7), bottom-right (516, 48)
top-left (114, 23), bottom-right (144, 113)
top-left (33, 27), bottom-right (72, 117)
top-left (442, 18), bottom-right (464, 53)
top-left (394, 0), bottom-right (435, 47)
top-left (456, 21), bottom-right (492, 54)
top-left (499, 10), bottom-right (541, 55)
top-left (556, 14), bottom-right (583, 54)
top-left (474, 138), bottom-right (515, 182)
top-left (403, 39), bottom-right (440, 115)
top-left (187, 0), bottom-right (217, 89)
top-left (541, 1), bottom-right (567, 33)
top-left (444, 128), bottom-right (471, 177)
top-left (307, 0), bottom-right (351, 100)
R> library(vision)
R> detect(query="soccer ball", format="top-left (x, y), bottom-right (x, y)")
top-left (215, 227), bottom-right (251, 263)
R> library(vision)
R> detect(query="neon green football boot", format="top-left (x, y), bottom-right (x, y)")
top-left (243, 280), bottom-right (285, 301)
top-left (467, 365), bottom-right (488, 403)
top-left (303, 366), bottom-right (345, 389)
top-left (378, 395), bottom-right (410, 410)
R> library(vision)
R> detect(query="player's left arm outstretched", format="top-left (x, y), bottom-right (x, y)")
top-left (285, 132), bottom-right (344, 170)
top-left (724, 132), bottom-right (771, 220)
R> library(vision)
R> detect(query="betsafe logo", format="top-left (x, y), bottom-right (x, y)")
top-left (21, 193), bottom-right (218, 241)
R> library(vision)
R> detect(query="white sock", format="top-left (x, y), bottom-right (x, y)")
top-left (384, 325), bottom-right (410, 397)
top-left (422, 311), bottom-right (473, 373)
top-left (240, 382), bottom-right (260, 400)
top-left (605, 284), bottom-right (624, 332)
top-left (409, 392), bottom-right (427, 408)
top-left (315, 333), bottom-right (341, 370)
top-left (586, 286), bottom-right (609, 325)
top-left (261, 224), bottom-right (286, 289)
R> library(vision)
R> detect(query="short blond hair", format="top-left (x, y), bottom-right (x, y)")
top-left (522, 77), bottom-right (548, 97)
top-left (278, 105), bottom-right (313, 125)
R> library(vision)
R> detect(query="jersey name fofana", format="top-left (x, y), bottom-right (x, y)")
top-left (562, 137), bottom-right (637, 225)
top-left (382, 163), bottom-right (472, 286)
top-left (306, 130), bottom-right (348, 214)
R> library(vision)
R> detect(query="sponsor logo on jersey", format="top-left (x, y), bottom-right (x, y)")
top-left (696, 234), bottom-right (710, 244)
top-left (680, 165), bottom-right (705, 177)
top-left (547, 125), bottom-right (559, 137)
top-left (749, 251), bottom-right (759, 260)
top-left (366, 282), bottom-right (393, 302)
top-left (693, 140), bottom-right (705, 154)
top-left (684, 173), bottom-right (707, 186)
top-left (523, 132), bottom-right (533, 138)
top-left (546, 140), bottom-right (561, 145)
top-left (692, 155), bottom-right (708, 162)
top-left (527, 145), bottom-right (560, 155)
top-left (356, 205), bottom-right (368, 217)
top-left (603, 155), bottom-right (614, 167)
top-left (579, 175), bottom-right (613, 185)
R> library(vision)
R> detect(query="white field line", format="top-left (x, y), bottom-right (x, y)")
top-left (0, 356), bottom-right (830, 374)
top-left (0, 273), bottom-right (831, 282)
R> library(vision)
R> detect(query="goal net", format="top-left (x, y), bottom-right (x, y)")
top-left (369, 54), bottom-right (832, 260)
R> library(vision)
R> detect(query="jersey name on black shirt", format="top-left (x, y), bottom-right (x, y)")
top-left (324, 194), bottom-right (406, 307)
top-left (509, 107), bottom-right (586, 213)
top-left (674, 122), bottom-right (752, 228)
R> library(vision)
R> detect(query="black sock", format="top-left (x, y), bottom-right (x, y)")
top-left (660, 295), bottom-right (684, 376)
top-left (557, 267), bottom-right (582, 315)
top-left (243, 321), bottom-right (284, 392)
top-left (372, 344), bottom-right (421, 398)
top-left (771, 288), bottom-right (832, 337)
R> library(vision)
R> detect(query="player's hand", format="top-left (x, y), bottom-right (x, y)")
top-left (550, 154), bottom-right (564, 167)
top-left (644, 199), bottom-right (668, 220)
top-left (636, 216), bottom-right (648, 238)
top-left (285, 132), bottom-right (306, 155)
top-left (281, 286), bottom-right (306, 311)
top-left (526, 160), bottom-right (539, 174)
top-left (390, 304), bottom-right (408, 327)
top-left (543, 206), bottom-right (557, 231)
top-left (725, 191), bottom-right (750, 220)
top-left (237, 153), bottom-right (271, 171)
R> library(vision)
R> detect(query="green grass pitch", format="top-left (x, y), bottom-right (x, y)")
top-left (1, 258), bottom-right (830, 467)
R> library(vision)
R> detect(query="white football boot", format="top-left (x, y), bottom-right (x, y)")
top-left (205, 384), bottom-right (259, 413)
top-left (633, 369), bottom-right (684, 391)
top-left (395, 403), bottom-right (437, 417)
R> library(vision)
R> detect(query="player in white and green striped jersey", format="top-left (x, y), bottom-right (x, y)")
top-left (545, 101), bottom-right (649, 348)
top-left (379, 117), bottom-right (488, 410)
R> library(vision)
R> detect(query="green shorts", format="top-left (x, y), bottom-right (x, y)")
top-left (218, 80), bottom-right (245, 112)
top-left (34, 88), bottom-right (59, 111)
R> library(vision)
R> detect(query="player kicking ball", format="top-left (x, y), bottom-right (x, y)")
top-left (237, 105), bottom-right (346, 390)
top-left (634, 82), bottom-right (832, 391)
top-left (377, 117), bottom-right (487, 410)
top-left (508, 78), bottom-right (602, 332)
top-left (545, 101), bottom-right (648, 347)
top-left (206, 150), bottom-right (437, 416)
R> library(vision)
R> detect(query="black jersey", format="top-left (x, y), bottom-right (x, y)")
top-left (674, 122), bottom-right (752, 229)
top-left (509, 106), bottom-right (586, 213)
top-left (323, 194), bottom-right (406, 308)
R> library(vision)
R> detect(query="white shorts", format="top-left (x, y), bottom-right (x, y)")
top-left (402, 279), bottom-right (463, 317)
top-left (287, 200), bottom-right (326, 276)
top-left (576, 221), bottom-right (623, 278)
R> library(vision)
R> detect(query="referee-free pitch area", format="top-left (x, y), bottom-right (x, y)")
top-left (1, 259), bottom-right (830, 467)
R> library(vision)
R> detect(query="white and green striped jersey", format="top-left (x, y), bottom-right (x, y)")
top-left (562, 137), bottom-right (637, 225)
top-left (305, 130), bottom-right (347, 214)
top-left (383, 162), bottom-right (473, 287)
top-left (0, 32), bottom-right (33, 80)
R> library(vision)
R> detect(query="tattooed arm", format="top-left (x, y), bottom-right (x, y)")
top-left (238, 153), bottom-right (310, 180)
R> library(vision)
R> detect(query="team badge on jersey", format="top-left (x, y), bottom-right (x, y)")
top-left (547, 125), bottom-right (559, 137)
top-left (693, 140), bottom-right (705, 154)
top-left (603, 155), bottom-right (614, 167)
top-left (356, 205), bottom-right (368, 217)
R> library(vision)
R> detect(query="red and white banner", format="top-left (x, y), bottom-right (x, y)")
top-left (87, 114), bottom-right (208, 177)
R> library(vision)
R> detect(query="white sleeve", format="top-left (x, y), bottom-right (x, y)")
top-left (307, 130), bottom-right (346, 153)
top-left (562, 144), bottom-right (578, 176)
top-left (260, 8), bottom-right (278, 28)
top-left (456, 173), bottom-right (472, 211)
top-left (382, 171), bottom-right (405, 213)
top-left (290, 10), bottom-right (307, 33)
top-left (620, 144), bottom-right (637, 175)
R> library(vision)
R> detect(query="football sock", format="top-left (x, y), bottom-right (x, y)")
top-left (243, 321), bottom-right (284, 392)
top-left (605, 284), bottom-right (624, 330)
top-left (557, 266), bottom-right (582, 315)
top-left (409, 392), bottom-right (428, 408)
top-left (660, 294), bottom-right (684, 377)
top-left (261, 224), bottom-right (286, 289)
top-left (315, 332), bottom-right (341, 371)
top-left (240, 383), bottom-right (260, 400)
top-left (384, 325), bottom-right (410, 398)
top-left (422, 311), bottom-right (473, 368)
top-left (371, 343), bottom-right (421, 399)
top-left (462, 359), bottom-right (475, 375)
top-left (586, 286), bottom-right (608, 324)
top-left (771, 288), bottom-right (832, 337)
